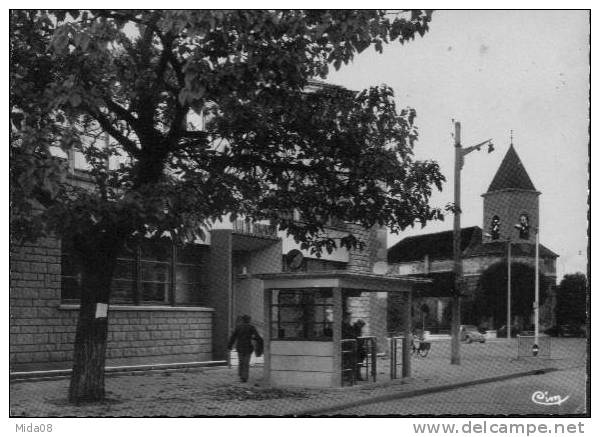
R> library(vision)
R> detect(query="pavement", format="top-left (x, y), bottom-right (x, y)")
top-left (9, 338), bottom-right (587, 417)
top-left (333, 367), bottom-right (587, 415)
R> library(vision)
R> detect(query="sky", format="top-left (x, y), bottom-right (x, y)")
top-left (325, 10), bottom-right (590, 281)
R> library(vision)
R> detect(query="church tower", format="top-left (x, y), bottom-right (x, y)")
top-left (482, 144), bottom-right (540, 243)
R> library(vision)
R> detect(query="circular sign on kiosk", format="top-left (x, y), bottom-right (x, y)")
top-left (286, 249), bottom-right (304, 271)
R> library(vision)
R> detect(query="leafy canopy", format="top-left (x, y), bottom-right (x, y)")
top-left (556, 272), bottom-right (587, 326)
top-left (476, 261), bottom-right (548, 327)
top-left (10, 10), bottom-right (444, 254)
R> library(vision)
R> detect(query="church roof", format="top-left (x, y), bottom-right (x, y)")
top-left (462, 241), bottom-right (559, 259)
top-left (387, 226), bottom-right (482, 263)
top-left (486, 145), bottom-right (537, 193)
top-left (388, 226), bottom-right (559, 264)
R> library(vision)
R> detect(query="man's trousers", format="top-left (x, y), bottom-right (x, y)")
top-left (238, 352), bottom-right (252, 382)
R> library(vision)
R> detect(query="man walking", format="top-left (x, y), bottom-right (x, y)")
top-left (227, 315), bottom-right (262, 383)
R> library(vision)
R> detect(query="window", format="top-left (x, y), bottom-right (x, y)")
top-left (271, 289), bottom-right (333, 340)
top-left (175, 245), bottom-right (206, 305)
top-left (140, 240), bottom-right (171, 304)
top-left (490, 215), bottom-right (500, 240)
top-left (518, 213), bottom-right (530, 240)
top-left (111, 245), bottom-right (136, 304)
top-left (61, 239), bottom-right (208, 306)
top-left (282, 256), bottom-right (346, 272)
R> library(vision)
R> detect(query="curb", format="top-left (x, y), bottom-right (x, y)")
top-left (10, 360), bottom-right (228, 382)
top-left (292, 367), bottom-right (559, 416)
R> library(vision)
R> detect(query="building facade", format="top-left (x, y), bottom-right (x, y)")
top-left (10, 184), bottom-right (390, 372)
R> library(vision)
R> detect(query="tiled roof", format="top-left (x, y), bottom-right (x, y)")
top-left (486, 145), bottom-right (537, 192)
top-left (462, 240), bottom-right (559, 258)
top-left (388, 226), bottom-right (558, 264)
top-left (387, 226), bottom-right (482, 263)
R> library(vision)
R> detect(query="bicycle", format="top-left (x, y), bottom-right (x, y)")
top-left (411, 337), bottom-right (431, 358)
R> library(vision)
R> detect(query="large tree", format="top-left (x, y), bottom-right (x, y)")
top-left (556, 272), bottom-right (587, 327)
top-left (476, 262), bottom-right (548, 329)
top-left (10, 10), bottom-right (445, 403)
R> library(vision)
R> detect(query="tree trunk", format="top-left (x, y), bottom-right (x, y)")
top-left (68, 239), bottom-right (119, 404)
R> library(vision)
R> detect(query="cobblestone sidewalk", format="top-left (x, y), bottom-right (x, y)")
top-left (9, 338), bottom-right (586, 416)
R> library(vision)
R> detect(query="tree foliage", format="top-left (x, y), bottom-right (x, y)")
top-left (11, 9), bottom-right (443, 254)
top-left (10, 9), bottom-right (443, 402)
top-left (476, 262), bottom-right (548, 328)
top-left (556, 272), bottom-right (587, 326)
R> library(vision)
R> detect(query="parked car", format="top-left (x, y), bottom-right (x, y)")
top-left (497, 325), bottom-right (520, 338)
top-left (459, 325), bottom-right (486, 343)
top-left (544, 326), bottom-right (561, 337)
top-left (544, 324), bottom-right (586, 338)
top-left (560, 324), bottom-right (586, 337)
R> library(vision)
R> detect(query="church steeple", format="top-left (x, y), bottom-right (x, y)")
top-left (486, 144), bottom-right (537, 193)
top-left (482, 139), bottom-right (540, 244)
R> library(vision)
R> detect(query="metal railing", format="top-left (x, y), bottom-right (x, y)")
top-left (517, 334), bottom-right (551, 358)
top-left (389, 336), bottom-right (404, 380)
top-left (341, 339), bottom-right (357, 386)
top-left (232, 220), bottom-right (277, 237)
top-left (357, 336), bottom-right (377, 383)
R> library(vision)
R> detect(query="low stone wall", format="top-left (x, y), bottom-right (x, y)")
top-left (11, 304), bottom-right (214, 372)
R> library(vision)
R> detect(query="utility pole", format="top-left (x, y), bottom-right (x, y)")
top-left (451, 121), bottom-right (462, 365)
top-left (506, 130), bottom-right (513, 340)
top-left (534, 227), bottom-right (540, 350)
top-left (451, 120), bottom-right (493, 365)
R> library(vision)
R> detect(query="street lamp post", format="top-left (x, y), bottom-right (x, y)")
top-left (485, 232), bottom-right (512, 339)
top-left (513, 222), bottom-right (540, 355)
top-left (507, 238), bottom-right (512, 339)
top-left (451, 121), bottom-right (493, 365)
top-left (534, 227), bottom-right (540, 350)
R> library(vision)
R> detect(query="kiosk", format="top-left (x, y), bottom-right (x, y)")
top-left (257, 271), bottom-right (428, 388)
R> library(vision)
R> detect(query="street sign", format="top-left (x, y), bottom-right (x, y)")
top-left (532, 343), bottom-right (539, 357)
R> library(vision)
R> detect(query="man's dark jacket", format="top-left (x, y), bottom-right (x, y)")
top-left (228, 322), bottom-right (263, 355)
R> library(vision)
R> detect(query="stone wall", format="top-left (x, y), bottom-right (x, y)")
top-left (343, 224), bottom-right (389, 350)
top-left (351, 292), bottom-right (388, 352)
top-left (346, 224), bottom-right (386, 273)
top-left (10, 237), bottom-right (214, 372)
top-left (10, 237), bottom-right (62, 371)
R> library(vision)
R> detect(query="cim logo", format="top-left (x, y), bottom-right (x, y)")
top-left (531, 391), bottom-right (570, 406)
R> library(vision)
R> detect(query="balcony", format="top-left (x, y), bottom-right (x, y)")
top-left (232, 220), bottom-right (278, 238)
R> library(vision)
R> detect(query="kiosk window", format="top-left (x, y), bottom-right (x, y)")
top-left (271, 289), bottom-right (333, 340)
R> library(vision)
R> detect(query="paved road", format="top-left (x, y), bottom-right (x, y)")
top-left (334, 366), bottom-right (587, 415)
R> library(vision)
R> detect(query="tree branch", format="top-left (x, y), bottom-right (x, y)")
top-left (153, 33), bottom-right (173, 90)
top-left (104, 98), bottom-right (141, 131)
top-left (84, 104), bottom-right (141, 158)
top-left (166, 102), bottom-right (189, 149)
top-left (158, 33), bottom-right (185, 88)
